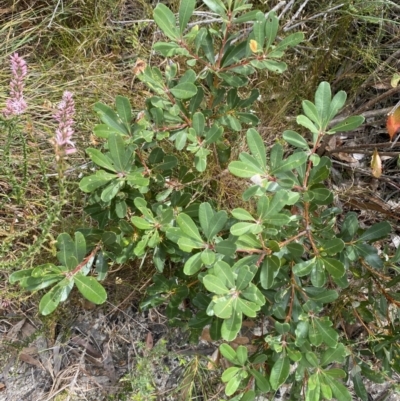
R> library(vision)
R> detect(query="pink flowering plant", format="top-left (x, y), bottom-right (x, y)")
top-left (2, 53), bottom-right (28, 118)
top-left (1, 53), bottom-right (29, 203)
top-left (9, 0), bottom-right (400, 399)
top-left (0, 54), bottom-right (77, 262)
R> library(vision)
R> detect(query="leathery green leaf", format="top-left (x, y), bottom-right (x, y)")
top-left (247, 128), bottom-right (266, 169)
top-left (203, 274), bottom-right (229, 295)
top-left (178, 0), bottom-right (196, 33)
top-left (177, 213), bottom-right (203, 242)
top-left (153, 3), bottom-right (179, 40)
top-left (270, 356), bottom-right (290, 390)
top-left (74, 273), bottom-right (107, 304)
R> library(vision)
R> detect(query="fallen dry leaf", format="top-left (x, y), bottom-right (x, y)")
top-left (200, 327), bottom-right (212, 343)
top-left (207, 348), bottom-right (219, 370)
top-left (371, 148), bottom-right (382, 178)
top-left (145, 331), bottom-right (154, 350)
top-left (19, 348), bottom-right (45, 370)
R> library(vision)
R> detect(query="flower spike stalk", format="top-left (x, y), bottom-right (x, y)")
top-left (2, 53), bottom-right (28, 118)
top-left (53, 91), bottom-right (77, 161)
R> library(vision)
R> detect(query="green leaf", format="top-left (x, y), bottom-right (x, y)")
top-left (234, 10), bottom-right (260, 24)
top-left (252, 12), bottom-right (266, 50)
top-left (328, 115), bottom-right (365, 133)
top-left (94, 102), bottom-right (129, 135)
top-left (296, 114), bottom-right (319, 134)
top-left (194, 147), bottom-right (210, 172)
top-left (305, 352), bottom-right (319, 367)
top-left (215, 261), bottom-right (235, 288)
top-left (322, 257), bottom-right (345, 278)
top-left (203, 275), bottom-right (229, 295)
top-left (250, 369), bottom-right (270, 392)
top-left (315, 81), bottom-right (331, 125)
top-left (175, 130), bottom-right (187, 150)
top-left (183, 253), bottom-right (203, 275)
top-left (86, 148), bottom-right (116, 172)
top-left (9, 268), bottom-right (34, 284)
top-left (340, 212), bottom-right (359, 241)
top-left (208, 211), bottom-right (228, 239)
top-left (262, 60), bottom-right (287, 73)
top-left (215, 240), bottom-right (236, 256)
top-left (235, 265), bottom-right (255, 290)
top-left (22, 276), bottom-right (62, 292)
top-left (193, 111), bottom-right (205, 136)
top-left (74, 273), bottom-right (107, 304)
top-left (214, 298), bottom-right (234, 318)
top-left (230, 222), bottom-right (260, 236)
top-left (270, 152), bottom-right (308, 174)
top-left (93, 124), bottom-right (115, 138)
top-left (177, 213), bottom-right (203, 242)
top-left (205, 124), bottom-right (223, 144)
top-left (324, 375), bottom-right (351, 401)
top-left (282, 130), bottom-right (309, 149)
top-left (320, 343), bottom-right (346, 366)
top-left (170, 82), bottom-right (197, 99)
top-left (220, 343), bottom-right (238, 364)
top-left (178, 236), bottom-right (205, 252)
top-left (302, 100), bottom-right (320, 125)
top-left (39, 283), bottom-right (65, 315)
top-left (228, 161), bottom-right (264, 177)
top-left (306, 373), bottom-right (320, 401)
top-left (225, 375), bottom-right (242, 396)
top-left (73, 231), bottom-right (86, 263)
top-left (320, 376), bottom-right (333, 400)
top-left (247, 128), bottom-right (266, 169)
top-left (101, 180), bottom-right (124, 202)
top-left (318, 238), bottom-right (344, 255)
top-left (271, 32), bottom-right (304, 53)
top-left (109, 133), bottom-right (129, 172)
top-left (260, 255), bottom-right (280, 289)
top-left (353, 373), bottom-right (368, 401)
top-left (115, 95), bottom-right (132, 127)
top-left (304, 287), bottom-right (338, 304)
top-left (221, 305), bottom-right (242, 341)
top-left (203, 0), bottom-right (226, 16)
top-left (237, 298), bottom-right (259, 317)
top-left (57, 233), bottom-right (77, 269)
top-left (270, 356), bottom-right (290, 390)
top-left (199, 202), bottom-right (213, 239)
top-left (236, 345), bottom-right (248, 365)
top-left (153, 3), bottom-right (179, 40)
top-left (327, 90), bottom-right (346, 122)
top-left (232, 208), bottom-right (254, 221)
top-left (293, 258), bottom-right (316, 277)
top-left (79, 170), bottom-right (116, 193)
top-left (222, 366), bottom-right (241, 383)
top-left (311, 262), bottom-right (326, 287)
top-left (131, 216), bottom-right (153, 230)
top-left (266, 190), bottom-right (289, 216)
top-left (358, 221), bottom-right (391, 242)
top-left (179, 0), bottom-right (196, 33)
top-left (264, 11), bottom-right (279, 49)
top-left (314, 318), bottom-right (338, 347)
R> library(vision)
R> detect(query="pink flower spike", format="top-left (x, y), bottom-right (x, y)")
top-left (54, 91), bottom-right (76, 159)
top-left (2, 53), bottom-right (28, 117)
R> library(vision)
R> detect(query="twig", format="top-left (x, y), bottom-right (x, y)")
top-left (47, 0), bottom-right (63, 28)
top-left (286, 0), bottom-right (311, 28)
top-left (360, 48), bottom-right (400, 89)
top-left (279, 0), bottom-right (296, 19)
top-left (354, 86), bottom-right (400, 114)
top-left (283, 4), bottom-right (345, 32)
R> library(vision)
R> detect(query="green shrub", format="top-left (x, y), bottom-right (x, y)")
top-left (10, 0), bottom-right (400, 399)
